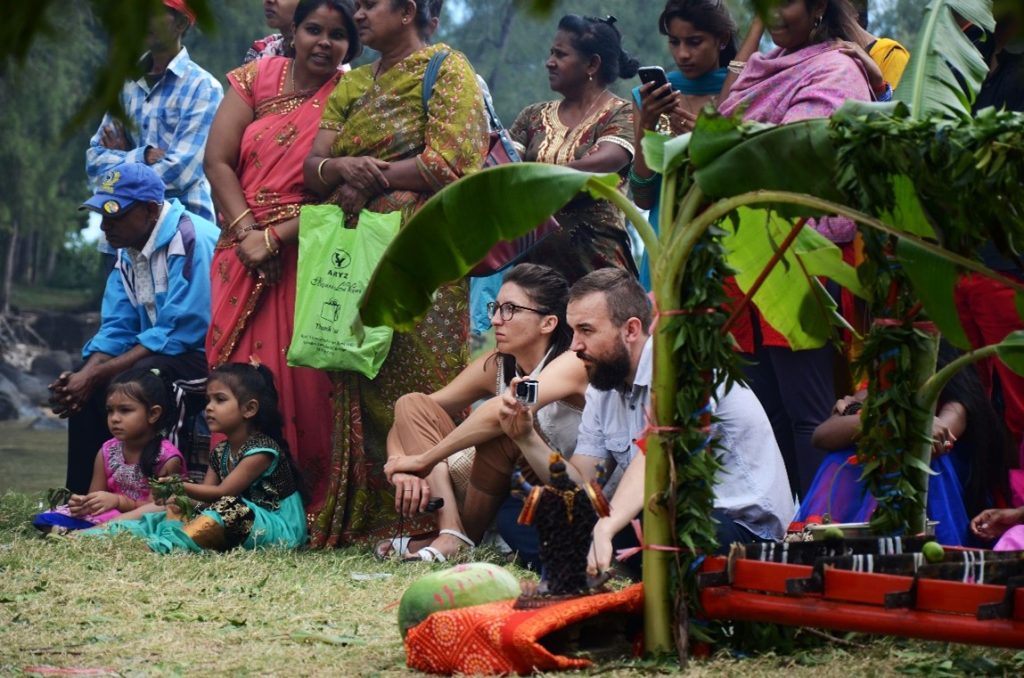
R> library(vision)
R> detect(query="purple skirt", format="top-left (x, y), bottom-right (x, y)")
top-left (796, 448), bottom-right (969, 546)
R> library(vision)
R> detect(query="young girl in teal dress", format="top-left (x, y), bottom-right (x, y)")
top-left (105, 363), bottom-right (307, 552)
top-left (34, 369), bottom-right (185, 533)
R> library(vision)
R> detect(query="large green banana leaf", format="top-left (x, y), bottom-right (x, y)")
top-left (895, 238), bottom-right (971, 349)
top-left (641, 130), bottom-right (690, 176)
top-left (996, 330), bottom-right (1024, 376)
top-left (896, 0), bottom-right (995, 119)
top-left (358, 163), bottom-right (619, 330)
top-left (692, 117), bottom-right (844, 218)
top-left (723, 208), bottom-right (863, 350)
top-left (876, 175), bottom-right (936, 240)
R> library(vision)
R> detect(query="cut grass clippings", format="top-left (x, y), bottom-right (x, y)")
top-left (2, 492), bottom-right (1024, 676)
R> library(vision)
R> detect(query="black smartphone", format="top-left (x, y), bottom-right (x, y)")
top-left (424, 497), bottom-right (444, 513)
top-left (637, 66), bottom-right (671, 95)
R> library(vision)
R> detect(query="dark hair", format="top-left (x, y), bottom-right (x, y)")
top-left (557, 14), bottom-right (640, 85)
top-left (428, 0), bottom-right (444, 22)
top-left (209, 363), bottom-right (310, 503)
top-left (293, 0), bottom-right (362, 63)
top-left (166, 8), bottom-right (191, 39)
top-left (209, 363), bottom-right (289, 453)
top-left (569, 268), bottom-right (652, 329)
top-left (389, 0), bottom-right (434, 39)
top-left (494, 264), bottom-right (571, 383)
top-left (658, 0), bottom-right (738, 66)
top-left (936, 342), bottom-right (1013, 520)
top-left (808, 0), bottom-right (860, 44)
top-left (107, 368), bottom-right (174, 479)
top-left (850, 0), bottom-right (869, 28)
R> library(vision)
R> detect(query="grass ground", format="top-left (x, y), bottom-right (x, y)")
top-left (11, 285), bottom-right (96, 314)
top-left (1, 422), bottom-right (1023, 676)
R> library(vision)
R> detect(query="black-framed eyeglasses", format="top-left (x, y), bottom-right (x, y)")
top-left (486, 301), bottom-right (546, 321)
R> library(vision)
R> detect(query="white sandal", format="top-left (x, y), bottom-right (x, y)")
top-left (438, 529), bottom-right (475, 549)
top-left (374, 536), bottom-right (413, 561)
top-left (402, 529), bottom-right (475, 563)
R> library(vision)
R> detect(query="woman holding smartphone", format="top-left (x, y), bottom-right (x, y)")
top-left (629, 0), bottom-right (741, 287)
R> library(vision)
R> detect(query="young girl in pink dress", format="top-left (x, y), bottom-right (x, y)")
top-left (33, 369), bottom-right (185, 533)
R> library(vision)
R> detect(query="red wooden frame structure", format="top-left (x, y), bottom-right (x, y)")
top-left (698, 552), bottom-right (1024, 648)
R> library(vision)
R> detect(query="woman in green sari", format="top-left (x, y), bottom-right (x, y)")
top-left (304, 0), bottom-right (488, 548)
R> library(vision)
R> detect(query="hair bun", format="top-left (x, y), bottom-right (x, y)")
top-left (604, 15), bottom-right (617, 25)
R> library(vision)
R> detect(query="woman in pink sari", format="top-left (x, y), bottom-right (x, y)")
top-left (716, 0), bottom-right (871, 500)
top-left (203, 0), bottom-right (361, 513)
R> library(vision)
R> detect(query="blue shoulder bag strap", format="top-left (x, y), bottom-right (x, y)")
top-left (421, 50), bottom-right (451, 112)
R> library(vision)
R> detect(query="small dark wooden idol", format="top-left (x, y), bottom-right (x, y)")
top-left (513, 453), bottom-right (611, 606)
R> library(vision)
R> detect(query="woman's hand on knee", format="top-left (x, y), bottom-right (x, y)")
top-left (392, 472), bottom-right (431, 517)
top-left (384, 454), bottom-right (429, 481)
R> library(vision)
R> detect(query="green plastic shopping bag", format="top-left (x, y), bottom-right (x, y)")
top-left (287, 206), bottom-right (401, 378)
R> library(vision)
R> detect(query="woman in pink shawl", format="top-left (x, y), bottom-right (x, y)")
top-left (716, 0), bottom-right (871, 499)
top-left (203, 0), bottom-right (361, 513)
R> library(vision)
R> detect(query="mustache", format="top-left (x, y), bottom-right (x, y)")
top-left (576, 351), bottom-right (597, 363)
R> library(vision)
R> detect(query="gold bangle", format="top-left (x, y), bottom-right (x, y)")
top-left (316, 157), bottom-right (331, 186)
top-left (227, 207), bottom-right (253, 231)
top-left (264, 228), bottom-right (279, 257)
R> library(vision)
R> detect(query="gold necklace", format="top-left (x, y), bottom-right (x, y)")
top-left (562, 89), bottom-right (608, 137)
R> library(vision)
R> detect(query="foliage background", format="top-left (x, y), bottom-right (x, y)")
top-left (0, 0), bottom-right (924, 311)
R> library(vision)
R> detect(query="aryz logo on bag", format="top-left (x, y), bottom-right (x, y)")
top-left (332, 249), bottom-right (352, 269)
top-left (328, 249), bottom-right (352, 280)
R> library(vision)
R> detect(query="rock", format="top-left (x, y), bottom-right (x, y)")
top-left (0, 361), bottom-right (52, 406)
top-left (0, 391), bottom-right (18, 421)
top-left (30, 351), bottom-right (75, 381)
top-left (29, 311), bottom-right (100, 354)
top-left (0, 369), bottom-right (45, 419)
top-left (29, 415), bottom-right (67, 431)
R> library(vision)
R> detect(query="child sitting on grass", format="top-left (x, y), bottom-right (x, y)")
top-left (103, 363), bottom-right (307, 552)
top-left (34, 369), bottom-right (185, 533)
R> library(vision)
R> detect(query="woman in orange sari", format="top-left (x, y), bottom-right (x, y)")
top-left (203, 0), bottom-right (361, 512)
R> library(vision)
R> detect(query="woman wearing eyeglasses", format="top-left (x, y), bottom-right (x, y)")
top-left (380, 264), bottom-right (588, 562)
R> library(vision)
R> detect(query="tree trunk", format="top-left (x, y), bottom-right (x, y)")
top-left (44, 242), bottom-right (59, 282)
top-left (486, 0), bottom-right (518, 91)
top-left (2, 220), bottom-right (19, 314)
top-left (25, 230), bottom-right (37, 284)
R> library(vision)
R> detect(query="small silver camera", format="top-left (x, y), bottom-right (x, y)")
top-left (514, 378), bottom-right (539, 405)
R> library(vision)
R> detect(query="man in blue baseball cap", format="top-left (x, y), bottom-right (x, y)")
top-left (51, 162), bottom-right (220, 494)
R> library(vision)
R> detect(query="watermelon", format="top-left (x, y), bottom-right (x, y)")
top-left (398, 562), bottom-right (520, 638)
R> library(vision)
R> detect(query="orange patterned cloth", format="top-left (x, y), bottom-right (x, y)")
top-left (404, 584), bottom-right (644, 675)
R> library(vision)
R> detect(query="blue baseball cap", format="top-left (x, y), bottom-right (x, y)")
top-left (80, 162), bottom-right (165, 216)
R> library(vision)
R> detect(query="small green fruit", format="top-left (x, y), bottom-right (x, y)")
top-left (922, 541), bottom-right (944, 563)
top-left (822, 526), bottom-right (844, 540)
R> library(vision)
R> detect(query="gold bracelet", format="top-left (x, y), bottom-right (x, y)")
top-left (316, 157), bottom-right (331, 185)
top-left (227, 207), bottom-right (253, 231)
top-left (264, 227), bottom-right (280, 257)
top-left (727, 60), bottom-right (746, 75)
